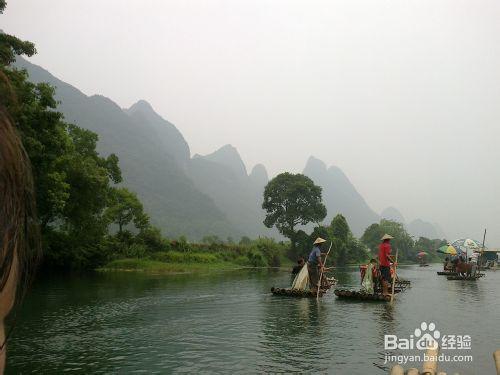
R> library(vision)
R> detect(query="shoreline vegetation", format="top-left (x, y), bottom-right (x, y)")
top-left (98, 258), bottom-right (295, 274)
top-left (97, 254), bottom-right (433, 275)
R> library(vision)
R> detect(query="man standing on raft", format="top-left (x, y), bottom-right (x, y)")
top-left (379, 234), bottom-right (395, 296)
top-left (308, 237), bottom-right (326, 293)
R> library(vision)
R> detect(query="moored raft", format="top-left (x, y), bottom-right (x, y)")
top-left (271, 287), bottom-right (326, 298)
top-left (334, 289), bottom-right (391, 302)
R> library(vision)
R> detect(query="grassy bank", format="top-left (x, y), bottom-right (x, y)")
top-left (98, 247), bottom-right (293, 273)
top-left (98, 258), bottom-right (240, 274)
top-left (99, 256), bottom-right (294, 274)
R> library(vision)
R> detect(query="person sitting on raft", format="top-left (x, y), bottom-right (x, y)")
top-left (443, 257), bottom-right (452, 271)
top-left (308, 237), bottom-right (326, 293)
top-left (378, 234), bottom-right (396, 296)
top-left (291, 257), bottom-right (305, 276)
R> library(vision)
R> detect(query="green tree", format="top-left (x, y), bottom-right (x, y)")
top-left (329, 215), bottom-right (351, 266)
top-left (105, 188), bottom-right (150, 234)
top-left (331, 214), bottom-right (349, 242)
top-left (0, 3), bottom-right (36, 66)
top-left (262, 172), bottom-right (326, 248)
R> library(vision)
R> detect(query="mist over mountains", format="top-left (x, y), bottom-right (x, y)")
top-left (14, 57), bottom-right (445, 241)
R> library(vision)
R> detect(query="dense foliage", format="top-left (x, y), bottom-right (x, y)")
top-left (294, 214), bottom-right (369, 266)
top-left (361, 219), bottom-right (446, 263)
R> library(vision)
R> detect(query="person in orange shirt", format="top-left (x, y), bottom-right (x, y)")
top-left (378, 234), bottom-right (395, 296)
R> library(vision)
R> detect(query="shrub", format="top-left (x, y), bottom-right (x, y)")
top-left (124, 243), bottom-right (147, 258)
top-left (247, 249), bottom-right (267, 267)
top-left (252, 238), bottom-right (282, 267)
top-left (152, 251), bottom-right (218, 264)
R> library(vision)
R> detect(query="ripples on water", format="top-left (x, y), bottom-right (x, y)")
top-left (6, 266), bottom-right (500, 374)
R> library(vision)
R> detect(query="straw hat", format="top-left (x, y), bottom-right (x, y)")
top-left (381, 234), bottom-right (394, 241)
top-left (313, 237), bottom-right (327, 245)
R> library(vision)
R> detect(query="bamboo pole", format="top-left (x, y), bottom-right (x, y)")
top-left (390, 249), bottom-right (399, 304)
top-left (422, 346), bottom-right (439, 375)
top-left (316, 241), bottom-right (333, 300)
top-left (479, 229), bottom-right (486, 273)
top-left (389, 365), bottom-right (404, 375)
top-left (493, 349), bottom-right (500, 374)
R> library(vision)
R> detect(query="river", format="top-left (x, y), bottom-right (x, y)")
top-left (6, 265), bottom-right (500, 374)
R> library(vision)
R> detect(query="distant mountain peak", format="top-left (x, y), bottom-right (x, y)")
top-left (201, 144), bottom-right (248, 177)
top-left (381, 207), bottom-right (406, 224)
top-left (408, 219), bottom-right (439, 239)
top-left (127, 99), bottom-right (154, 114)
top-left (303, 156), bottom-right (380, 235)
top-left (249, 164), bottom-right (268, 187)
top-left (304, 155), bottom-right (327, 174)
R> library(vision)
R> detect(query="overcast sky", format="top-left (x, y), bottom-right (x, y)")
top-left (2, 0), bottom-right (499, 245)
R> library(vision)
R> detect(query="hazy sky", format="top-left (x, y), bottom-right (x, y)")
top-left (2, 1), bottom-right (500, 245)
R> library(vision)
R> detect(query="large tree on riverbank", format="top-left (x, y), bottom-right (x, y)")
top-left (262, 172), bottom-right (326, 251)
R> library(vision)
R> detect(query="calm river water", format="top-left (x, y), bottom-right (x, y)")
top-left (6, 265), bottom-right (500, 374)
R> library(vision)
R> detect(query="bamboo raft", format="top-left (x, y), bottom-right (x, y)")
top-left (271, 287), bottom-right (327, 298)
top-left (397, 279), bottom-right (411, 286)
top-left (334, 278), bottom-right (410, 302)
top-left (446, 273), bottom-right (484, 281)
top-left (437, 271), bottom-right (458, 276)
top-left (334, 289), bottom-right (391, 301)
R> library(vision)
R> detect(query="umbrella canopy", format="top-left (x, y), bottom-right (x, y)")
top-left (451, 238), bottom-right (484, 254)
top-left (417, 251), bottom-right (428, 257)
top-left (437, 245), bottom-right (457, 255)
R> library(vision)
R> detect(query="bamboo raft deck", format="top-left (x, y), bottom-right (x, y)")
top-left (334, 279), bottom-right (410, 302)
top-left (446, 273), bottom-right (484, 281)
top-left (270, 287), bottom-right (327, 298)
top-left (437, 271), bottom-right (458, 276)
top-left (334, 289), bottom-right (391, 302)
top-left (397, 279), bottom-right (411, 286)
